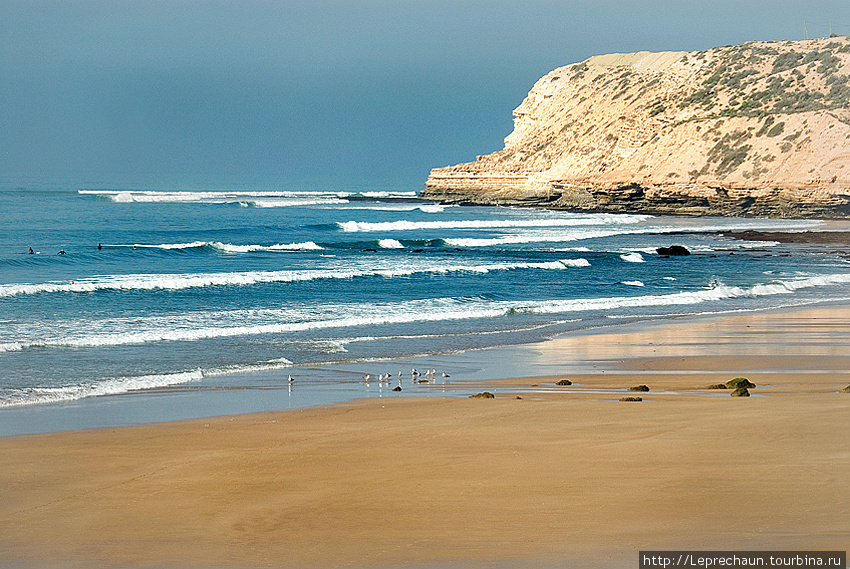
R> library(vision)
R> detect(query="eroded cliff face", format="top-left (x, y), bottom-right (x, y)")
top-left (422, 38), bottom-right (850, 217)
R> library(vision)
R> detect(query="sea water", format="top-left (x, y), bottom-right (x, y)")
top-left (2, 185), bottom-right (849, 433)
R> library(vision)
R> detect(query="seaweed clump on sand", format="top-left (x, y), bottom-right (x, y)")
top-left (726, 377), bottom-right (756, 389)
top-left (730, 386), bottom-right (751, 397)
top-left (725, 377), bottom-right (755, 397)
top-left (469, 392), bottom-right (495, 399)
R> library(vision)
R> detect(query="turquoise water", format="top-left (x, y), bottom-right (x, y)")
top-left (2, 185), bottom-right (849, 433)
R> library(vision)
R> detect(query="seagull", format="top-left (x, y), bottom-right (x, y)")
top-left (442, 372), bottom-right (450, 378)
top-left (288, 375), bottom-right (294, 383)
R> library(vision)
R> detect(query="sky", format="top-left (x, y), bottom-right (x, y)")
top-left (2, 0), bottom-right (850, 191)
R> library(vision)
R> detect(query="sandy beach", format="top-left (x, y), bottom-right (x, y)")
top-left (2, 304), bottom-right (849, 569)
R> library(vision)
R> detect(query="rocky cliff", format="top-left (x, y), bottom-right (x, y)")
top-left (422, 37), bottom-right (850, 217)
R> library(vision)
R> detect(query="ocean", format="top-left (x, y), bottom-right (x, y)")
top-left (2, 185), bottom-right (850, 434)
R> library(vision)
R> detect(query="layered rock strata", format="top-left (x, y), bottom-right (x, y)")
top-left (423, 38), bottom-right (850, 217)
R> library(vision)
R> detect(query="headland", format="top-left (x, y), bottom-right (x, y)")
top-left (423, 37), bottom-right (850, 218)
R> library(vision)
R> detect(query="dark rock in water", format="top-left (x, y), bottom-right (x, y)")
top-left (392, 386), bottom-right (402, 392)
top-left (469, 391), bottom-right (495, 399)
top-left (628, 384), bottom-right (650, 392)
top-left (556, 379), bottom-right (573, 386)
top-left (842, 385), bottom-right (850, 393)
top-left (620, 396), bottom-right (643, 402)
top-left (726, 377), bottom-right (756, 389)
top-left (657, 245), bottom-right (691, 256)
top-left (731, 387), bottom-right (751, 397)
top-left (706, 383), bottom-right (728, 390)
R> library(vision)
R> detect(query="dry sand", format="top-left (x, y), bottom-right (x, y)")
top-left (1, 305), bottom-right (849, 569)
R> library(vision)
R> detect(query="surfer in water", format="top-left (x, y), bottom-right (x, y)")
top-left (28, 247), bottom-right (34, 254)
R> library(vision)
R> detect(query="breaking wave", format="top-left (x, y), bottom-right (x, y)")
top-left (9, 273), bottom-right (850, 351)
top-left (79, 189), bottom-right (418, 205)
top-left (117, 241), bottom-right (324, 252)
top-left (0, 259), bottom-right (590, 298)
top-left (0, 356), bottom-right (295, 408)
top-left (337, 214), bottom-right (651, 233)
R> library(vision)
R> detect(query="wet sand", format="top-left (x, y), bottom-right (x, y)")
top-left (1, 304), bottom-right (849, 569)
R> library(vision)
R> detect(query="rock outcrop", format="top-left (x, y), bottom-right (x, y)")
top-left (423, 38), bottom-right (850, 217)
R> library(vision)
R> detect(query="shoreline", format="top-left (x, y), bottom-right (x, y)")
top-left (2, 298), bottom-right (850, 437)
top-left (1, 302), bottom-right (849, 568)
top-left (1, 297), bottom-right (848, 437)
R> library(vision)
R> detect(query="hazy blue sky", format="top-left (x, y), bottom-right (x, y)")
top-left (2, 1), bottom-right (849, 190)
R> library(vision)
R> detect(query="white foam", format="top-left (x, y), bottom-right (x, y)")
top-left (360, 191), bottom-right (418, 198)
top-left (134, 241), bottom-right (209, 250)
top-left (559, 258), bottom-right (591, 267)
top-left (338, 215), bottom-right (650, 233)
top-left (620, 252), bottom-right (645, 263)
top-left (417, 204), bottom-right (450, 213)
top-left (0, 357), bottom-right (303, 407)
top-left (16, 271), bottom-right (850, 351)
top-left (129, 241), bottom-right (324, 252)
top-left (0, 259), bottom-right (585, 298)
top-left (79, 189), bottom-right (418, 205)
top-left (621, 280), bottom-right (645, 287)
top-left (554, 247), bottom-right (592, 252)
top-left (198, 358), bottom-right (295, 377)
top-left (211, 241), bottom-right (324, 253)
top-left (0, 369), bottom-right (204, 407)
top-left (326, 203), bottom-right (449, 213)
top-left (378, 239), bottom-right (404, 249)
top-left (241, 198), bottom-right (349, 208)
top-left (444, 229), bottom-right (627, 247)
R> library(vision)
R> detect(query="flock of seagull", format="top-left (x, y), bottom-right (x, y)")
top-left (287, 368), bottom-right (449, 391)
top-left (363, 368), bottom-right (449, 388)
